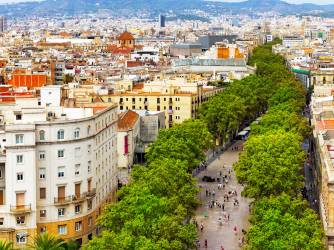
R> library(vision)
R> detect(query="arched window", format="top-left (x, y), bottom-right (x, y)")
top-left (74, 128), bottom-right (80, 139)
top-left (57, 130), bottom-right (64, 140)
top-left (39, 130), bottom-right (45, 141)
top-left (87, 125), bottom-right (91, 135)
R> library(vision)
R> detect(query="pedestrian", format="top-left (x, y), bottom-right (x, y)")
top-left (212, 191), bottom-right (215, 198)
top-left (218, 217), bottom-right (222, 226)
top-left (222, 203), bottom-right (225, 211)
top-left (204, 239), bottom-right (208, 248)
top-left (196, 239), bottom-right (200, 248)
top-left (227, 213), bottom-right (230, 221)
top-left (220, 171), bottom-right (222, 176)
top-left (238, 238), bottom-right (243, 247)
top-left (233, 226), bottom-right (237, 235)
top-left (205, 189), bottom-right (208, 197)
top-left (200, 223), bottom-right (204, 232)
top-left (221, 246), bottom-right (224, 250)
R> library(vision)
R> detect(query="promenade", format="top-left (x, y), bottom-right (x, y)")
top-left (194, 142), bottom-right (251, 250)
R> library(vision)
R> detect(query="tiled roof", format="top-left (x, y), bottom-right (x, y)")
top-left (117, 31), bottom-right (134, 41)
top-left (316, 120), bottom-right (334, 130)
top-left (117, 110), bottom-right (139, 131)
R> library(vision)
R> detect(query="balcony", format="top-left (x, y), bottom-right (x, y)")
top-left (54, 196), bottom-right (72, 205)
top-left (72, 193), bottom-right (86, 203)
top-left (10, 204), bottom-right (31, 214)
top-left (86, 188), bottom-right (96, 198)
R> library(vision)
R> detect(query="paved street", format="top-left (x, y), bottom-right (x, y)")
top-left (194, 142), bottom-right (251, 250)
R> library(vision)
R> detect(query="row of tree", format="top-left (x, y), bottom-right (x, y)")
top-left (85, 39), bottom-right (325, 249)
top-left (86, 120), bottom-right (213, 249)
top-left (233, 43), bottom-right (325, 249)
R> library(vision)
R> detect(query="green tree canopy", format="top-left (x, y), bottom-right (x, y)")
top-left (234, 131), bottom-right (305, 199)
top-left (245, 194), bottom-right (325, 250)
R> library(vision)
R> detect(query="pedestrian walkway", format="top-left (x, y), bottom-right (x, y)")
top-left (194, 141), bottom-right (251, 250)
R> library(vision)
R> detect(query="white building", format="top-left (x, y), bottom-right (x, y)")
top-left (0, 93), bottom-right (118, 247)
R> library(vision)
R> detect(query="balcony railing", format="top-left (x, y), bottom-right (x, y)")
top-left (86, 188), bottom-right (96, 198)
top-left (10, 204), bottom-right (32, 213)
top-left (72, 193), bottom-right (87, 203)
top-left (54, 196), bottom-right (72, 205)
top-left (54, 191), bottom-right (96, 205)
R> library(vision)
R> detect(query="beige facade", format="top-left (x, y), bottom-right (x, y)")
top-left (101, 80), bottom-right (222, 128)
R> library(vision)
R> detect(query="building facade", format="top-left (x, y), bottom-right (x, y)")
top-left (0, 101), bottom-right (118, 247)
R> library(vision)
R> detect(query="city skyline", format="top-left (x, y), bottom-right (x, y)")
top-left (0, 0), bottom-right (333, 4)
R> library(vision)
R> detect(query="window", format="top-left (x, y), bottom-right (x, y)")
top-left (87, 145), bottom-right (91, 153)
top-left (87, 125), bottom-right (91, 135)
top-left (39, 151), bottom-right (45, 160)
top-left (39, 130), bottom-right (45, 141)
top-left (87, 200), bottom-right (92, 210)
top-left (88, 216), bottom-right (93, 226)
top-left (74, 128), bottom-right (80, 139)
top-left (57, 130), bottom-right (64, 140)
top-left (15, 134), bottom-right (24, 144)
top-left (124, 135), bottom-right (129, 154)
top-left (75, 204), bottom-right (81, 214)
top-left (15, 114), bottom-right (22, 121)
top-left (57, 150), bottom-right (64, 158)
top-left (75, 164), bottom-right (80, 176)
top-left (74, 147), bottom-right (81, 157)
top-left (58, 225), bottom-right (67, 235)
top-left (16, 216), bottom-right (25, 225)
top-left (16, 155), bottom-right (23, 164)
top-left (88, 161), bottom-right (91, 173)
top-left (17, 173), bottom-right (23, 181)
top-left (39, 168), bottom-right (46, 179)
top-left (16, 233), bottom-right (26, 244)
top-left (58, 167), bottom-right (65, 178)
top-left (58, 208), bottom-right (65, 217)
top-left (40, 188), bottom-right (46, 199)
top-left (75, 221), bottom-right (82, 231)
top-left (40, 210), bottom-right (46, 218)
top-left (0, 218), bottom-right (4, 225)
top-left (40, 226), bottom-right (46, 233)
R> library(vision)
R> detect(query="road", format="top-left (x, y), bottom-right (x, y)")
top-left (194, 142), bottom-right (251, 250)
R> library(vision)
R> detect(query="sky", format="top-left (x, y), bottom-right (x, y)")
top-left (221, 0), bottom-right (334, 4)
top-left (0, 0), bottom-right (333, 3)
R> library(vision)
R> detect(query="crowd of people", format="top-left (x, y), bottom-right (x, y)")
top-left (194, 161), bottom-right (247, 249)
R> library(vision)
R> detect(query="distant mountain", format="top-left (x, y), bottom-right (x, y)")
top-left (0, 0), bottom-right (334, 18)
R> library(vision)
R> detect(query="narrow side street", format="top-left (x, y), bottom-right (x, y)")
top-left (195, 142), bottom-right (251, 250)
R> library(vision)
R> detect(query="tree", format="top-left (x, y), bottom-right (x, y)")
top-left (234, 131), bottom-right (305, 199)
top-left (0, 241), bottom-right (13, 250)
top-left (30, 233), bottom-right (65, 250)
top-left (245, 194), bottom-right (325, 250)
top-left (251, 109), bottom-right (311, 138)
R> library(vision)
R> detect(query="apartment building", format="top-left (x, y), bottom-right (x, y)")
top-left (0, 90), bottom-right (118, 247)
top-left (101, 78), bottom-right (222, 128)
top-left (311, 89), bottom-right (334, 249)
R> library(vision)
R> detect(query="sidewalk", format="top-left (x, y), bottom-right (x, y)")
top-left (194, 141), bottom-right (251, 250)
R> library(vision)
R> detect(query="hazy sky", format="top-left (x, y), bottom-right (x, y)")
top-left (221, 0), bottom-right (334, 4)
top-left (0, 0), bottom-right (333, 4)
